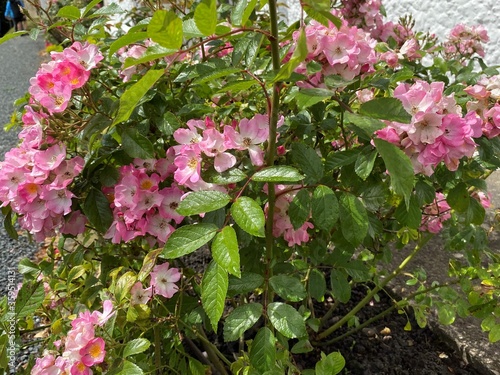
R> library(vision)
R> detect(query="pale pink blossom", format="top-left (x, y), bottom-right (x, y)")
top-left (150, 262), bottom-right (181, 299)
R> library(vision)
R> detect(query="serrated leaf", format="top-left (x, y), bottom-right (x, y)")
top-left (183, 18), bottom-right (204, 38)
top-left (289, 189), bottom-right (311, 230)
top-left (177, 191), bottom-right (231, 216)
top-left (274, 28), bottom-right (308, 82)
top-left (269, 275), bottom-right (306, 302)
top-left (116, 360), bottom-right (144, 375)
top-left (268, 302), bottom-right (307, 338)
top-left (395, 195), bottom-right (422, 229)
top-left (223, 303), bottom-right (262, 341)
top-left (232, 0), bottom-right (257, 26)
top-left (138, 249), bottom-right (162, 282)
top-left (108, 31), bottom-right (148, 57)
top-left (231, 33), bottom-right (263, 68)
top-left (194, 0), bottom-right (217, 36)
top-left (83, 187), bottom-right (113, 232)
top-left (197, 68), bottom-right (241, 84)
top-left (115, 271), bottom-right (136, 302)
top-left (231, 197), bottom-right (265, 237)
top-left (56, 5), bottom-right (81, 19)
top-left (311, 185), bottom-right (339, 232)
top-left (123, 45), bottom-right (177, 68)
top-left (325, 149), bottom-right (359, 170)
top-left (489, 324), bottom-right (500, 343)
top-left (345, 113), bottom-right (385, 140)
top-left (212, 226), bottom-right (241, 277)
top-left (148, 10), bottom-right (183, 49)
top-left (295, 88), bottom-right (333, 109)
top-left (228, 272), bottom-right (264, 296)
top-left (252, 166), bottom-right (304, 183)
top-left (210, 168), bottom-right (247, 184)
top-left (465, 197), bottom-right (485, 225)
top-left (18, 258), bottom-right (40, 277)
top-left (201, 261), bottom-right (228, 332)
top-left (415, 180), bottom-right (436, 206)
top-left (437, 304), bottom-right (456, 325)
top-left (92, 3), bottom-right (124, 16)
top-left (354, 147), bottom-right (377, 180)
top-left (123, 338), bottom-right (151, 358)
top-left (308, 269), bottom-right (326, 301)
top-left (291, 143), bottom-right (323, 183)
top-left (302, 0), bottom-right (342, 28)
top-left (250, 327), bottom-right (276, 373)
top-left (360, 98), bottom-right (412, 123)
top-left (112, 69), bottom-right (164, 126)
top-left (374, 138), bottom-right (415, 208)
top-left (316, 351), bottom-right (345, 375)
top-left (330, 269), bottom-right (351, 303)
top-left (216, 80), bottom-right (257, 94)
top-left (15, 282), bottom-right (44, 319)
top-left (447, 182), bottom-right (470, 213)
top-left (339, 193), bottom-right (369, 247)
top-left (162, 223), bottom-right (218, 258)
top-left (121, 127), bottom-right (155, 159)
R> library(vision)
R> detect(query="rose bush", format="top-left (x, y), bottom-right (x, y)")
top-left (1, 0), bottom-right (500, 374)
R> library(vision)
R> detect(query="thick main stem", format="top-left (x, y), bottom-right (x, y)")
top-left (264, 0), bottom-right (282, 309)
top-left (317, 235), bottom-right (431, 340)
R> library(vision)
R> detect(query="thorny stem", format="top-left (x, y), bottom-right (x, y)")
top-left (264, 0), bottom-right (281, 312)
top-left (317, 234), bottom-right (432, 340)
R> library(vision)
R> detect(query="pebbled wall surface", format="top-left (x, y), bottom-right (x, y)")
top-left (281, 0), bottom-right (500, 66)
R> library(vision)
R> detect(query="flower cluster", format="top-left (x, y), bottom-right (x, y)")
top-left (465, 75), bottom-right (500, 138)
top-left (103, 158), bottom-right (184, 246)
top-left (443, 24), bottom-right (489, 60)
top-left (131, 262), bottom-right (181, 304)
top-left (419, 192), bottom-right (451, 233)
top-left (291, 16), bottom-right (377, 86)
top-left (375, 80), bottom-right (482, 175)
top-left (29, 42), bottom-right (103, 113)
top-left (170, 115), bottom-right (273, 191)
top-left (0, 109), bottom-right (86, 241)
top-left (31, 301), bottom-right (114, 375)
top-left (266, 185), bottom-right (314, 247)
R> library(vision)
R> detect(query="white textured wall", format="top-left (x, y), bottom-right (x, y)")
top-left (281, 0), bottom-right (500, 66)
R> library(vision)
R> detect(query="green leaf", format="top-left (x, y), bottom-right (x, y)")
top-left (308, 269), bottom-right (326, 301)
top-left (374, 138), bottom-right (415, 208)
top-left (269, 275), bottom-right (306, 302)
top-left (447, 182), bottom-right (470, 213)
top-left (437, 304), bottom-right (456, 325)
top-left (194, 0), bottom-right (217, 36)
top-left (189, 358), bottom-right (206, 375)
top-left (123, 338), bottom-right (151, 358)
top-left (465, 197), bottom-right (485, 225)
top-left (231, 197), bottom-right (265, 237)
top-left (489, 324), bottom-right (500, 343)
top-left (295, 88), bottom-right (333, 109)
top-left (274, 28), bottom-right (308, 82)
top-left (330, 269), bottom-right (351, 304)
top-left (228, 272), bottom-right (264, 296)
top-left (252, 166), bottom-right (304, 183)
top-left (339, 193), bottom-right (369, 247)
top-left (116, 360), bottom-right (144, 375)
top-left (231, 0), bottom-right (248, 25)
top-left (395, 195), bottom-right (422, 229)
top-left (231, 33), bottom-right (263, 68)
top-left (162, 223), bottom-right (219, 258)
top-left (311, 185), bottom-right (339, 232)
top-left (249, 327), bottom-right (276, 373)
top-left (56, 5), bottom-right (81, 19)
top-left (15, 282), bottom-right (44, 319)
top-left (148, 10), bottom-right (183, 49)
top-left (316, 352), bottom-right (345, 375)
top-left (345, 113), bottom-right (386, 140)
top-left (289, 189), bottom-right (311, 230)
top-left (18, 258), bottom-right (40, 277)
top-left (360, 98), bottom-right (412, 123)
top-left (216, 80), bottom-right (257, 94)
top-left (113, 69), bottom-right (164, 126)
top-left (302, 0), bottom-right (342, 28)
top-left (354, 147), bottom-right (377, 180)
top-left (291, 143), bottom-right (324, 183)
top-left (201, 261), bottom-right (228, 332)
top-left (183, 18), bottom-right (204, 38)
top-left (138, 249), bottom-right (162, 283)
top-left (267, 302), bottom-right (307, 338)
top-left (123, 45), bottom-right (177, 68)
top-left (212, 226), bottom-right (241, 277)
top-left (177, 191), bottom-right (231, 216)
top-left (0, 31), bottom-right (27, 45)
top-left (83, 188), bottom-right (113, 232)
top-left (83, 0), bottom-right (103, 16)
top-left (197, 68), bottom-right (242, 84)
top-left (108, 31), bottom-right (148, 57)
top-left (92, 3), bottom-right (124, 16)
top-left (121, 127), bottom-right (155, 159)
top-left (325, 149), bottom-right (359, 170)
top-left (115, 271), bottom-right (137, 302)
top-left (223, 303), bottom-right (263, 341)
top-left (415, 180), bottom-right (436, 206)
top-left (210, 168), bottom-right (247, 184)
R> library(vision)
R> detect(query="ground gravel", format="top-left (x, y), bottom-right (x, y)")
top-left (0, 34), bottom-right (46, 295)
